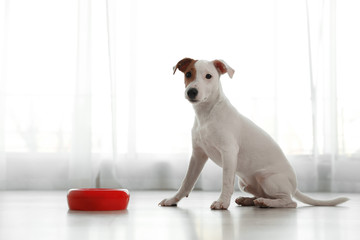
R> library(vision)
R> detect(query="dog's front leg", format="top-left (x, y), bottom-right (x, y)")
top-left (159, 148), bottom-right (208, 207)
top-left (211, 151), bottom-right (237, 210)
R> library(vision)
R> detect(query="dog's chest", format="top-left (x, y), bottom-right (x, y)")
top-left (193, 123), bottom-right (223, 165)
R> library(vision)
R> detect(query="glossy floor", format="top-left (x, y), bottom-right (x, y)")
top-left (0, 191), bottom-right (358, 240)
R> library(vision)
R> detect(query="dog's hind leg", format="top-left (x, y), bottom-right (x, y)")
top-left (235, 179), bottom-right (261, 206)
top-left (253, 173), bottom-right (297, 208)
top-left (254, 195), bottom-right (297, 208)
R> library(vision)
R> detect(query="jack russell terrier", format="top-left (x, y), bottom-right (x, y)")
top-left (159, 58), bottom-right (349, 210)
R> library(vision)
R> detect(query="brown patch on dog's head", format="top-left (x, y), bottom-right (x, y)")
top-left (173, 58), bottom-right (198, 87)
top-left (173, 58), bottom-right (195, 74)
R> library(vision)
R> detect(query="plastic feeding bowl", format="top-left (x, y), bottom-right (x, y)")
top-left (67, 188), bottom-right (130, 211)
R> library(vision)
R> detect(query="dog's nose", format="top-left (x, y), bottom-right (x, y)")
top-left (187, 88), bottom-right (198, 100)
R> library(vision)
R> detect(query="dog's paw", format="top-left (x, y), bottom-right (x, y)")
top-left (210, 200), bottom-right (229, 210)
top-left (254, 198), bottom-right (270, 208)
top-left (235, 197), bottom-right (256, 206)
top-left (158, 197), bottom-right (179, 207)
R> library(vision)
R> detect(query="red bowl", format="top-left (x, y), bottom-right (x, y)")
top-left (67, 188), bottom-right (130, 211)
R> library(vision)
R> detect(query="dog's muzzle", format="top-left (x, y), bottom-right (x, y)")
top-left (187, 88), bottom-right (198, 102)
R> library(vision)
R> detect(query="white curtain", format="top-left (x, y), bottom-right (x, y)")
top-left (0, 0), bottom-right (359, 191)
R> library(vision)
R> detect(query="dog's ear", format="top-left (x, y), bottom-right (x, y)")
top-left (213, 60), bottom-right (235, 79)
top-left (173, 58), bottom-right (195, 75)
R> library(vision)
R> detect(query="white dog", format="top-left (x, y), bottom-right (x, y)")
top-left (159, 58), bottom-right (349, 210)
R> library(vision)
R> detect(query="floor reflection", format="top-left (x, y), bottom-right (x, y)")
top-left (63, 192), bottom-right (354, 240)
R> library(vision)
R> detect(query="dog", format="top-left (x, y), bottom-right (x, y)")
top-left (159, 58), bottom-right (349, 210)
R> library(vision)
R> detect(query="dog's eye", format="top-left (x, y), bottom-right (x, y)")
top-left (185, 72), bottom-right (192, 78)
top-left (206, 74), bottom-right (212, 79)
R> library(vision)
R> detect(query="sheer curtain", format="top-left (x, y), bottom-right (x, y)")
top-left (0, 0), bottom-right (359, 191)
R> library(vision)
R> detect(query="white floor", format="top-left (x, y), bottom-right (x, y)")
top-left (0, 191), bottom-right (359, 240)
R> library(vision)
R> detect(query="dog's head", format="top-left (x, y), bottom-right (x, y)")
top-left (173, 58), bottom-right (234, 104)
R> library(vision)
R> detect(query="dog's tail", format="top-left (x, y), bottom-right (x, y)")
top-left (294, 189), bottom-right (349, 206)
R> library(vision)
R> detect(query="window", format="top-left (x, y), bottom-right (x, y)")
top-left (1, 0), bottom-right (359, 191)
